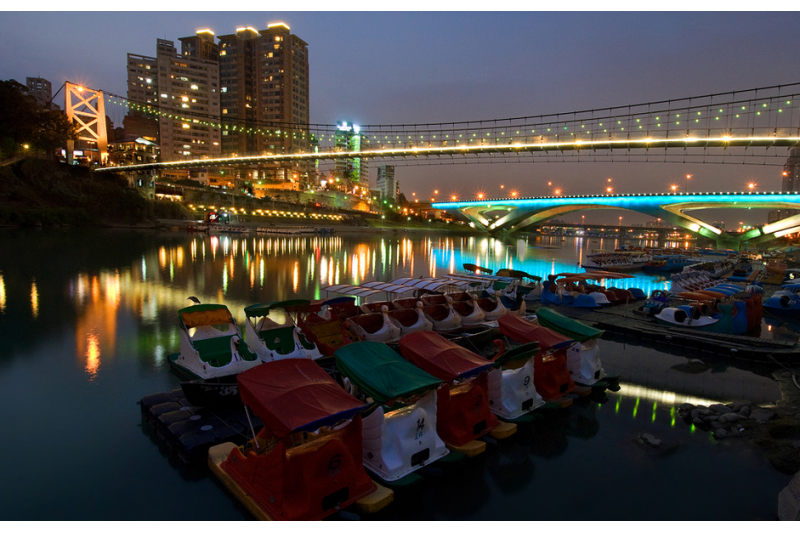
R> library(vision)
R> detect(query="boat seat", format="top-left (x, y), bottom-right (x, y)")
top-left (259, 325), bottom-right (314, 355)
top-left (388, 308), bottom-right (419, 327)
top-left (349, 313), bottom-right (385, 334)
top-left (193, 335), bottom-right (236, 366)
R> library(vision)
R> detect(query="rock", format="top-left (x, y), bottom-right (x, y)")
top-left (689, 359), bottom-right (706, 366)
top-left (741, 406), bottom-right (752, 417)
top-left (711, 421), bottom-right (723, 429)
top-left (720, 413), bottom-right (740, 424)
top-left (679, 403), bottom-right (696, 411)
top-left (738, 414), bottom-right (749, 420)
top-left (714, 429), bottom-right (730, 439)
top-left (638, 433), bottom-right (663, 448)
top-left (778, 472), bottom-right (800, 520)
top-left (767, 446), bottom-right (800, 476)
top-left (709, 404), bottom-right (733, 414)
top-left (692, 417), bottom-right (704, 427)
top-left (768, 419), bottom-right (800, 439)
top-left (691, 409), bottom-right (702, 419)
top-left (699, 408), bottom-right (714, 416)
top-left (751, 409), bottom-right (777, 423)
top-left (728, 401), bottom-right (750, 411)
top-left (704, 415), bottom-right (720, 422)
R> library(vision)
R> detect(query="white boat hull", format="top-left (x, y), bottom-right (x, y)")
top-left (487, 358), bottom-right (544, 419)
top-left (360, 391), bottom-right (449, 482)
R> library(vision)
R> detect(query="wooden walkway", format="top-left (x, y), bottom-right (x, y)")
top-left (531, 302), bottom-right (800, 365)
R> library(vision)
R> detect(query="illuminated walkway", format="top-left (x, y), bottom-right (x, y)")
top-left (96, 82), bottom-right (800, 173)
top-left (432, 191), bottom-right (800, 248)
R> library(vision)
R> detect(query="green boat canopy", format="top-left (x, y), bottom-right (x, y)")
top-left (494, 342), bottom-right (540, 366)
top-left (335, 342), bottom-right (443, 405)
top-left (535, 307), bottom-right (604, 343)
top-left (244, 300), bottom-right (311, 318)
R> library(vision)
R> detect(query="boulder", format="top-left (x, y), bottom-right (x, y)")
top-left (709, 404), bottom-right (733, 414)
top-left (767, 446), bottom-right (800, 476)
top-left (741, 406), bottom-right (752, 417)
top-left (692, 417), bottom-right (704, 427)
top-left (768, 419), bottom-right (800, 439)
top-left (751, 409), bottom-right (777, 423)
top-left (705, 415), bottom-right (720, 422)
top-left (728, 401), bottom-right (751, 412)
top-left (691, 409), bottom-right (702, 419)
top-left (679, 403), bottom-right (696, 411)
top-left (714, 429), bottom-right (730, 439)
top-left (638, 433), bottom-right (663, 448)
top-left (779, 472), bottom-right (800, 520)
top-left (720, 413), bottom-right (740, 424)
top-left (710, 421), bottom-right (723, 429)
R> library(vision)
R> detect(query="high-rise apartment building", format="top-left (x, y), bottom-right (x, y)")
top-left (125, 23), bottom-right (309, 187)
top-left (376, 165), bottom-right (397, 201)
top-left (127, 33), bottom-right (221, 164)
top-left (216, 23), bottom-right (311, 190)
top-left (124, 53), bottom-right (159, 139)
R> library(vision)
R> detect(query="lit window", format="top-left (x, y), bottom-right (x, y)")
top-left (160, 93), bottom-right (167, 98)
top-left (221, 87), bottom-right (227, 93)
top-left (222, 109), bottom-right (228, 114)
top-left (182, 124), bottom-right (190, 129)
top-left (191, 84), bottom-right (198, 90)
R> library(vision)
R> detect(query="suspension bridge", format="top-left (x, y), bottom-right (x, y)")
top-left (74, 81), bottom-right (800, 247)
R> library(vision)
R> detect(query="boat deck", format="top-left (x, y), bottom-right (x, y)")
top-left (529, 303), bottom-right (800, 364)
top-left (139, 389), bottom-right (262, 464)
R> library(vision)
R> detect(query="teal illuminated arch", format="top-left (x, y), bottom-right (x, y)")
top-left (434, 192), bottom-right (800, 248)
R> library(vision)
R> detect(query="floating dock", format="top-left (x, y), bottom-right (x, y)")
top-left (533, 303), bottom-right (800, 364)
top-left (139, 389), bottom-right (261, 464)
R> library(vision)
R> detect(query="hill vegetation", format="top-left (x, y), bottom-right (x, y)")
top-left (0, 158), bottom-right (190, 226)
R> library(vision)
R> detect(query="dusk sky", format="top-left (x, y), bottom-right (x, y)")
top-left (3, 10), bottom-right (800, 225)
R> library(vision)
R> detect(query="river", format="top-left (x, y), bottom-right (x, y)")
top-left (0, 228), bottom-right (791, 520)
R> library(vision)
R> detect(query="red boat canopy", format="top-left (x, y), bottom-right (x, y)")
top-left (237, 359), bottom-right (367, 439)
top-left (498, 313), bottom-right (573, 350)
top-left (398, 331), bottom-right (494, 382)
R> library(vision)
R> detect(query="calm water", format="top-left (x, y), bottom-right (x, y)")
top-left (0, 228), bottom-right (791, 520)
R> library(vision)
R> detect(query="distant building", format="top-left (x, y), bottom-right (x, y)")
top-left (335, 121), bottom-right (369, 190)
top-left (127, 34), bottom-right (221, 167)
top-left (769, 147), bottom-right (800, 223)
top-left (376, 165), bottom-right (397, 201)
top-left (26, 77), bottom-right (59, 109)
top-left (217, 23), bottom-right (311, 189)
top-left (107, 136), bottom-right (160, 167)
top-left (125, 25), bottom-right (310, 189)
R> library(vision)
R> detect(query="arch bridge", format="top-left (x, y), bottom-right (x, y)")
top-left (432, 191), bottom-right (800, 249)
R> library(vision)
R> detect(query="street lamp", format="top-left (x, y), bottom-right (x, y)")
top-left (685, 174), bottom-right (692, 193)
top-left (671, 184), bottom-right (678, 193)
top-left (748, 182), bottom-right (756, 191)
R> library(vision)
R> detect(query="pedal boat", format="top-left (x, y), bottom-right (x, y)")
top-left (399, 331), bottom-right (516, 453)
top-left (764, 284), bottom-right (800, 314)
top-left (452, 291), bottom-right (507, 321)
top-left (168, 303), bottom-right (261, 406)
top-left (541, 277), bottom-right (600, 308)
top-left (529, 307), bottom-right (609, 386)
top-left (335, 342), bottom-right (449, 482)
top-left (345, 305), bottom-right (402, 343)
top-left (497, 313), bottom-right (576, 401)
top-left (244, 300), bottom-right (322, 362)
top-left (421, 303), bottom-right (462, 332)
top-left (431, 293), bottom-right (486, 325)
top-left (297, 297), bottom-right (358, 358)
top-left (208, 359), bottom-right (389, 520)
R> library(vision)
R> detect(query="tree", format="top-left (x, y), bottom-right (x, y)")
top-left (0, 79), bottom-right (76, 159)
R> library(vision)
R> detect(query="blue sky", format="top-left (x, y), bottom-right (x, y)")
top-left (2, 11), bottom-right (799, 224)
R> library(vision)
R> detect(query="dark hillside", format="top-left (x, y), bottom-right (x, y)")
top-left (0, 158), bottom-right (188, 226)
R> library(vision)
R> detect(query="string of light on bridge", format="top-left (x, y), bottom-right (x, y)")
top-left (104, 82), bottom-right (800, 152)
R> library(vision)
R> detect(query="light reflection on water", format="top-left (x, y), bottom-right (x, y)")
top-left (0, 229), bottom-right (790, 520)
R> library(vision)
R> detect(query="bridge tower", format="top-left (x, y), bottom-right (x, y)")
top-left (64, 82), bottom-right (108, 165)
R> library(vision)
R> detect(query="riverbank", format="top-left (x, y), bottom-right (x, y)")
top-left (151, 217), bottom-right (482, 235)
